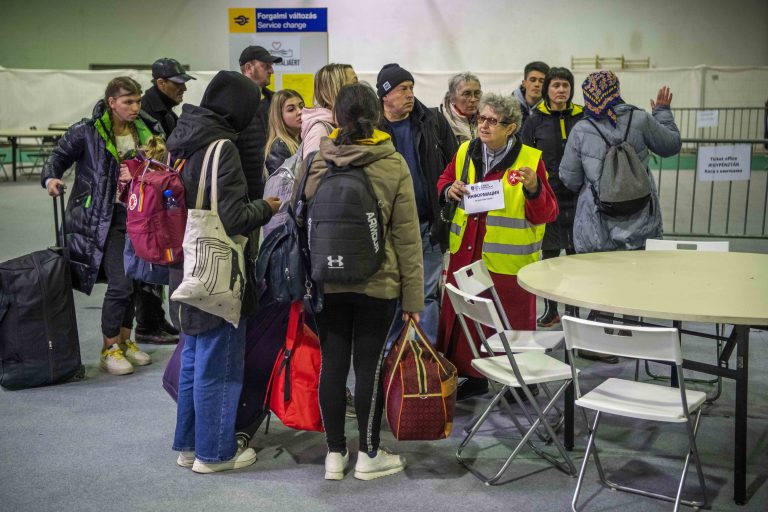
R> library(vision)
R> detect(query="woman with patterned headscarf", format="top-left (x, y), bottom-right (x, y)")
top-left (559, 70), bottom-right (681, 253)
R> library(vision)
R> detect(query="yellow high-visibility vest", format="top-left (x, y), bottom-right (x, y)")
top-left (448, 140), bottom-right (546, 275)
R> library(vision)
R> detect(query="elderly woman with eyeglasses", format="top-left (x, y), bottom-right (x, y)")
top-left (435, 93), bottom-right (558, 400)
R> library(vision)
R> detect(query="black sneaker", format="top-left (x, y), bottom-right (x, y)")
top-left (456, 377), bottom-right (489, 401)
top-left (578, 349), bottom-right (619, 364)
top-left (135, 329), bottom-right (179, 345)
top-left (159, 319), bottom-right (180, 336)
top-left (345, 387), bottom-right (356, 418)
top-left (504, 384), bottom-right (540, 403)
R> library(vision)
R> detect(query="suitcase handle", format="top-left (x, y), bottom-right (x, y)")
top-left (52, 188), bottom-right (66, 249)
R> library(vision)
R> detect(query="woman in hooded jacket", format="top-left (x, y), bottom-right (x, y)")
top-left (43, 76), bottom-right (163, 376)
top-left (299, 82), bottom-right (423, 481)
top-left (559, 71), bottom-right (681, 253)
top-left (165, 70), bottom-right (280, 474)
top-left (300, 63), bottom-right (358, 160)
top-left (520, 67), bottom-right (584, 328)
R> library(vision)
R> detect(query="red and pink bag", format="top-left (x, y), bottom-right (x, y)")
top-left (266, 300), bottom-right (324, 432)
top-left (125, 157), bottom-right (187, 265)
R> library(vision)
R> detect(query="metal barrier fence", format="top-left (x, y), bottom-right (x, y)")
top-left (651, 138), bottom-right (768, 239)
top-left (670, 107), bottom-right (767, 152)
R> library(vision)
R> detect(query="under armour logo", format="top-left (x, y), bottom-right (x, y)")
top-left (327, 255), bottom-right (344, 268)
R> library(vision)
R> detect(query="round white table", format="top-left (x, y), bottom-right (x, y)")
top-left (518, 250), bottom-right (768, 505)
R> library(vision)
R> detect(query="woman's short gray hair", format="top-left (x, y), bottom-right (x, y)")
top-left (447, 72), bottom-right (480, 102)
top-left (479, 93), bottom-right (522, 128)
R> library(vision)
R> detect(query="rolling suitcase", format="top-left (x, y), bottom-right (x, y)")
top-left (0, 192), bottom-right (85, 390)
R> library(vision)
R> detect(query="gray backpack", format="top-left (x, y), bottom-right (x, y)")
top-left (587, 109), bottom-right (652, 217)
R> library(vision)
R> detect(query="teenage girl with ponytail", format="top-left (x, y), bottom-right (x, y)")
top-left (298, 82), bottom-right (424, 482)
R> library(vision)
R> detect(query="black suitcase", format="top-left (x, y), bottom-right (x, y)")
top-left (0, 193), bottom-right (85, 390)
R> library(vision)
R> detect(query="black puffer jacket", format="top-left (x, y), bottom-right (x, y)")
top-left (166, 71), bottom-right (273, 335)
top-left (520, 102), bottom-right (585, 251)
top-left (236, 86), bottom-right (273, 200)
top-left (141, 85), bottom-right (177, 137)
top-left (41, 101), bottom-right (162, 294)
top-left (379, 99), bottom-right (458, 246)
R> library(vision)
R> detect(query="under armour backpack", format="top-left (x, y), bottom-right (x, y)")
top-left (587, 109), bottom-right (653, 217)
top-left (307, 161), bottom-right (385, 285)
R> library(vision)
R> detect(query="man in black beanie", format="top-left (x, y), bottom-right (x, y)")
top-left (376, 63), bottom-right (457, 349)
top-left (165, 70), bottom-right (280, 474)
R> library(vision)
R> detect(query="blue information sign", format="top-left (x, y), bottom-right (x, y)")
top-left (255, 8), bottom-right (327, 32)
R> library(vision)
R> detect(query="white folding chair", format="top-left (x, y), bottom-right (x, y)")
top-left (562, 316), bottom-right (708, 511)
top-left (645, 238), bottom-right (729, 252)
top-left (453, 260), bottom-right (566, 434)
top-left (453, 259), bottom-right (564, 352)
top-left (643, 239), bottom-right (729, 401)
top-left (446, 283), bottom-right (576, 485)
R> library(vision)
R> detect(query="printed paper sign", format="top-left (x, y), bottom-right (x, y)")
top-left (696, 144), bottom-right (751, 182)
top-left (463, 180), bottom-right (505, 214)
top-left (245, 36), bottom-right (301, 70)
top-left (696, 110), bottom-right (719, 129)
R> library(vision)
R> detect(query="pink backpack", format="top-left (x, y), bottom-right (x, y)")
top-left (125, 157), bottom-right (187, 265)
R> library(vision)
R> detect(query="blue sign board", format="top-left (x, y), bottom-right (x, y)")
top-left (255, 8), bottom-right (328, 32)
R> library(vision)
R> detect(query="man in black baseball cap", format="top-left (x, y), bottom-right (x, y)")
top-left (134, 57), bottom-right (196, 345)
top-left (145, 58), bottom-right (196, 134)
top-left (236, 46), bottom-right (283, 202)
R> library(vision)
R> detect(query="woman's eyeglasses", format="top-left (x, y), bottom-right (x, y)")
top-left (477, 115), bottom-right (510, 127)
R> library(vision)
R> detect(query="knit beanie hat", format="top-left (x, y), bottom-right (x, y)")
top-left (582, 70), bottom-right (622, 127)
top-left (201, 70), bottom-right (260, 132)
top-left (376, 63), bottom-right (414, 98)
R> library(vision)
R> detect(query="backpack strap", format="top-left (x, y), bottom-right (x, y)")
top-left (586, 118), bottom-right (611, 147)
top-left (587, 108), bottom-right (636, 147)
top-left (622, 108), bottom-right (635, 142)
top-left (293, 150), bottom-right (318, 216)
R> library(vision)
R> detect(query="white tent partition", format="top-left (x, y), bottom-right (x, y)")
top-left (1, 66), bottom-right (766, 130)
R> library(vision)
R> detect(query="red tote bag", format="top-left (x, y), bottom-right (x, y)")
top-left (266, 300), bottom-right (324, 432)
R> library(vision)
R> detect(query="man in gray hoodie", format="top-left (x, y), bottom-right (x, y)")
top-left (513, 61), bottom-right (549, 128)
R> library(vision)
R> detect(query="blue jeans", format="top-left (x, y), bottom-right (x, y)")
top-left (172, 321), bottom-right (246, 463)
top-left (387, 221), bottom-right (443, 347)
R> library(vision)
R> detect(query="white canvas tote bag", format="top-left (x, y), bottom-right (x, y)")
top-left (170, 139), bottom-right (248, 327)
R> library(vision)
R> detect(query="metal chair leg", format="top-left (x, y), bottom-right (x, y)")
top-left (579, 408), bottom-right (708, 510)
top-left (458, 380), bottom-right (575, 485)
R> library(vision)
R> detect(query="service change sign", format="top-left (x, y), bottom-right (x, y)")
top-left (696, 144), bottom-right (751, 182)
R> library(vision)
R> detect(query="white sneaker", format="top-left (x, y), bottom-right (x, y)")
top-left (120, 340), bottom-right (151, 366)
top-left (177, 451), bottom-right (195, 468)
top-left (100, 344), bottom-right (134, 375)
top-left (353, 447), bottom-right (406, 480)
top-left (324, 451), bottom-right (349, 480)
top-left (191, 447), bottom-right (257, 474)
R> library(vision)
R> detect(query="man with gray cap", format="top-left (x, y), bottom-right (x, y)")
top-left (237, 45), bottom-right (283, 201)
top-left (376, 63), bottom-right (457, 345)
top-left (134, 58), bottom-right (196, 345)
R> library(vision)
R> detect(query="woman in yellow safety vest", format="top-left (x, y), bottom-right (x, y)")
top-left (435, 93), bottom-right (558, 400)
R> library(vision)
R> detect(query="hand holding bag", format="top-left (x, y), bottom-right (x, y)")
top-left (384, 319), bottom-right (458, 440)
top-left (170, 139), bottom-right (248, 327)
